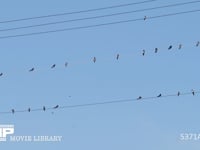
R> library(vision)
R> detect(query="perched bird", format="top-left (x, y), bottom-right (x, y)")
top-left (142, 50), bottom-right (145, 56)
top-left (65, 62), bottom-right (68, 67)
top-left (196, 41), bottom-right (200, 47)
top-left (11, 109), bottom-right (15, 114)
top-left (155, 48), bottom-right (158, 53)
top-left (116, 54), bottom-right (120, 60)
top-left (43, 106), bottom-right (46, 111)
top-left (144, 16), bottom-right (147, 20)
top-left (53, 105), bottom-right (59, 109)
top-left (51, 64), bottom-right (56, 69)
top-left (93, 57), bottom-right (96, 63)
top-left (137, 96), bottom-right (142, 100)
top-left (157, 94), bottom-right (162, 98)
top-left (192, 89), bottom-right (195, 96)
top-left (28, 108), bottom-right (31, 112)
top-left (177, 91), bottom-right (180, 96)
top-left (0, 73), bottom-right (3, 76)
top-left (168, 45), bottom-right (173, 50)
top-left (29, 68), bottom-right (34, 72)
top-left (178, 44), bottom-right (182, 49)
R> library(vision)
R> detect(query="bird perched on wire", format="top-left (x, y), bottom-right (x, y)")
top-left (177, 91), bottom-right (180, 96)
top-left (168, 45), bottom-right (173, 50)
top-left (65, 62), bottom-right (68, 67)
top-left (137, 96), bottom-right (142, 100)
top-left (157, 94), bottom-right (162, 97)
top-left (28, 108), bottom-right (31, 112)
top-left (155, 48), bottom-right (158, 53)
top-left (43, 106), bottom-right (46, 111)
top-left (192, 89), bottom-right (195, 96)
top-left (116, 54), bottom-right (120, 60)
top-left (0, 73), bottom-right (3, 76)
top-left (29, 68), bottom-right (34, 72)
top-left (11, 109), bottom-right (15, 114)
top-left (144, 16), bottom-right (147, 20)
top-left (93, 57), bottom-right (96, 63)
top-left (53, 105), bottom-right (59, 109)
top-left (178, 44), bottom-right (182, 50)
top-left (142, 50), bottom-right (145, 56)
top-left (51, 64), bottom-right (56, 69)
top-left (196, 41), bottom-right (200, 47)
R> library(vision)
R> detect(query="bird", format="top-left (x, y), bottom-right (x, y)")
top-left (29, 68), bottom-right (34, 72)
top-left (93, 57), bottom-right (96, 63)
top-left (28, 108), bottom-right (31, 112)
top-left (43, 106), bottom-right (46, 111)
top-left (51, 64), bottom-right (56, 69)
top-left (196, 41), bottom-right (200, 47)
top-left (192, 89), bottom-right (195, 96)
top-left (53, 105), bottom-right (59, 109)
top-left (168, 45), bottom-right (173, 50)
top-left (65, 62), bottom-right (68, 67)
top-left (155, 48), bottom-right (158, 53)
top-left (144, 16), bottom-right (147, 20)
top-left (116, 54), bottom-right (120, 60)
top-left (178, 44), bottom-right (182, 49)
top-left (11, 109), bottom-right (15, 114)
top-left (142, 50), bottom-right (145, 56)
top-left (157, 94), bottom-right (162, 97)
top-left (177, 91), bottom-right (180, 96)
top-left (0, 73), bottom-right (3, 76)
top-left (137, 96), bottom-right (142, 100)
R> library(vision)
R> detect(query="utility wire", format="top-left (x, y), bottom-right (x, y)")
top-left (0, 1), bottom-right (199, 32)
top-left (0, 90), bottom-right (199, 115)
top-left (0, 0), bottom-right (156, 24)
top-left (0, 9), bottom-right (199, 39)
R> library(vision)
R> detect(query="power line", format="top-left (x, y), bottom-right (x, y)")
top-left (0, 0), bottom-right (156, 24)
top-left (0, 9), bottom-right (199, 39)
top-left (0, 1), bottom-right (199, 32)
top-left (0, 89), bottom-right (199, 115)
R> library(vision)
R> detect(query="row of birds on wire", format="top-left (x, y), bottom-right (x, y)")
top-left (1, 89), bottom-right (198, 115)
top-left (0, 41), bottom-right (199, 77)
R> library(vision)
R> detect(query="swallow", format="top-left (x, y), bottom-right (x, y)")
top-left (157, 94), bottom-right (162, 97)
top-left (11, 109), bottom-right (15, 114)
top-left (137, 96), bottom-right (142, 100)
top-left (168, 45), bottom-right (172, 50)
top-left (51, 64), bottom-right (56, 69)
top-left (53, 105), bottom-right (59, 109)
top-left (142, 50), bottom-right (145, 56)
top-left (93, 57), bottom-right (96, 63)
top-left (65, 62), bottom-right (68, 67)
top-left (116, 54), bottom-right (120, 60)
top-left (0, 73), bottom-right (3, 76)
top-left (192, 89), bottom-right (195, 96)
top-left (177, 91), bottom-right (180, 96)
top-left (28, 108), bottom-right (31, 112)
top-left (43, 106), bottom-right (46, 111)
top-left (29, 68), bottom-right (34, 72)
top-left (196, 41), bottom-right (200, 47)
top-left (178, 44), bottom-right (182, 49)
top-left (155, 48), bottom-right (158, 53)
top-left (144, 16), bottom-right (147, 20)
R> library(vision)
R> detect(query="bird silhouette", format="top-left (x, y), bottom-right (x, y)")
top-left (93, 57), bottom-right (96, 63)
top-left (155, 48), bottom-right (158, 53)
top-left (178, 44), bottom-right (182, 49)
top-left (28, 108), bottom-right (31, 112)
top-left (29, 68), bottom-right (34, 72)
top-left (0, 73), bottom-right (3, 76)
top-left (65, 62), bottom-right (68, 67)
top-left (53, 105), bottom-right (59, 109)
top-left (137, 96), bottom-right (142, 100)
top-left (157, 94), bottom-right (162, 97)
top-left (144, 16), bottom-right (147, 20)
top-left (43, 106), bottom-right (46, 111)
top-left (142, 50), bottom-right (145, 56)
top-left (192, 89), bottom-right (195, 96)
top-left (177, 91), bottom-right (180, 96)
top-left (196, 41), bottom-right (200, 47)
top-left (51, 64), bottom-right (56, 69)
top-left (168, 45), bottom-right (172, 50)
top-left (11, 109), bottom-right (15, 114)
top-left (116, 54), bottom-right (120, 60)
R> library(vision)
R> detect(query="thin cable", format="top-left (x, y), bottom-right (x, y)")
top-left (0, 90), bottom-right (199, 115)
top-left (0, 0), bottom-right (156, 24)
top-left (0, 9), bottom-right (199, 39)
top-left (0, 1), bottom-right (199, 32)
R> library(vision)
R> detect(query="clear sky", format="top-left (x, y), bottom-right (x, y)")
top-left (1, 0), bottom-right (200, 149)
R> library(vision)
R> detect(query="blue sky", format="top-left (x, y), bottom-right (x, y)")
top-left (1, 0), bottom-right (200, 149)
